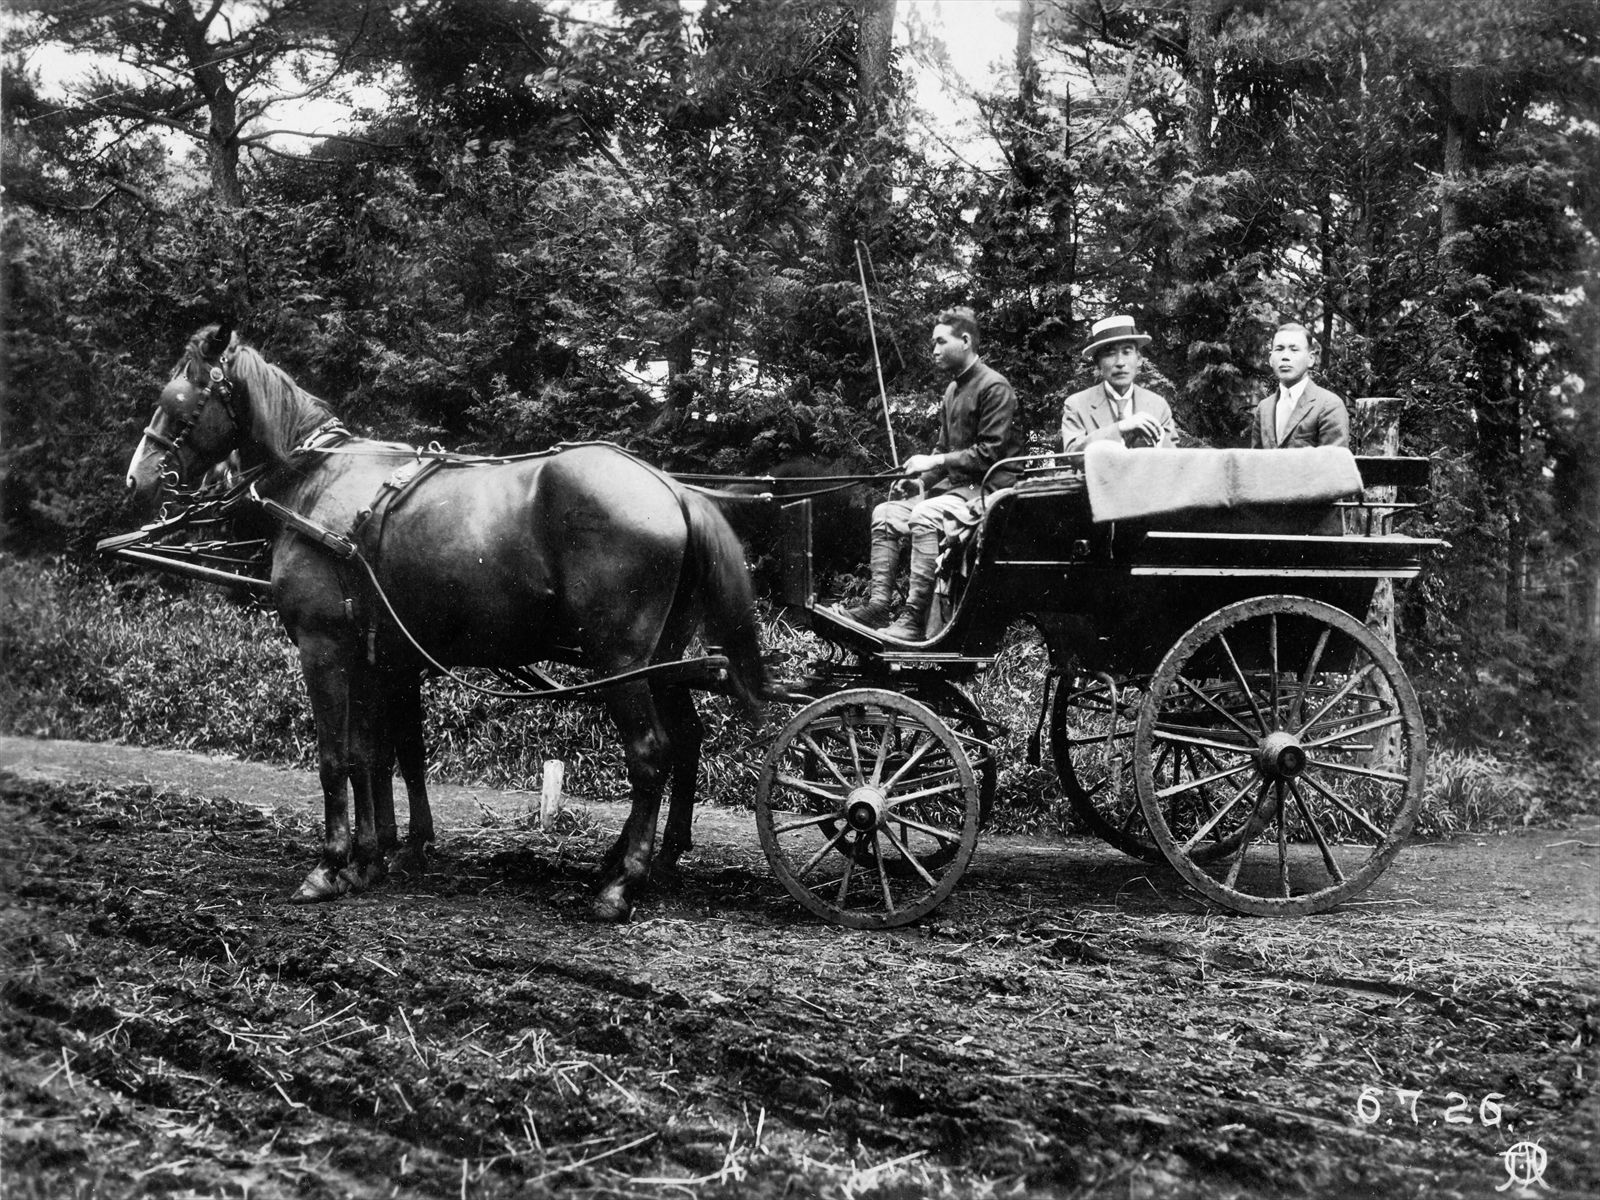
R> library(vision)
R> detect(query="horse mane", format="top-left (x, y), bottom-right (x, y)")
top-left (183, 326), bottom-right (342, 465)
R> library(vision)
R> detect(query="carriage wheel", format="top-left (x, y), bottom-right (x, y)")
top-left (1052, 675), bottom-right (1248, 864)
top-left (755, 689), bottom-right (981, 929)
top-left (918, 681), bottom-right (997, 830)
top-left (1050, 674), bottom-right (1159, 861)
top-left (1134, 596), bottom-right (1425, 915)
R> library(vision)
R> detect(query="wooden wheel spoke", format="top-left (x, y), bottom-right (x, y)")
top-left (1269, 615), bottom-right (1281, 729)
top-left (843, 713), bottom-right (865, 782)
top-left (877, 824), bottom-right (939, 887)
top-left (798, 732), bottom-right (857, 791)
top-left (883, 734), bottom-right (939, 790)
top-left (1218, 631), bottom-right (1269, 732)
top-left (1296, 660), bottom-right (1378, 738)
top-left (1293, 627), bottom-right (1332, 726)
top-left (831, 840), bottom-right (859, 903)
top-left (885, 813), bottom-right (963, 845)
top-left (1177, 776), bottom-right (1257, 851)
top-left (1303, 711), bottom-right (1402, 751)
top-left (870, 718), bottom-right (893, 786)
top-left (1276, 780), bottom-right (1290, 898)
top-left (1065, 726), bottom-right (1135, 749)
top-left (1309, 756), bottom-right (1408, 786)
top-left (771, 804), bottom-right (848, 836)
top-left (773, 773), bottom-right (848, 808)
top-left (885, 777), bottom-right (966, 805)
top-left (874, 845), bottom-right (895, 912)
top-left (1298, 771), bottom-right (1391, 841)
top-left (794, 825), bottom-right (853, 877)
top-left (1175, 674), bottom-right (1258, 740)
top-left (1153, 726), bottom-right (1254, 756)
top-left (1290, 781), bottom-right (1344, 882)
top-left (1156, 755), bottom-right (1254, 802)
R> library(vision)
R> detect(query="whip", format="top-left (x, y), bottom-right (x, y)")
top-left (855, 239), bottom-right (899, 466)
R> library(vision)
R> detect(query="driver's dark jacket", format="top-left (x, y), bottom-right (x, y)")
top-left (922, 359), bottom-right (1025, 496)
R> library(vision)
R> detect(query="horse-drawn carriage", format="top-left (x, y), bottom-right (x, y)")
top-left (110, 325), bottom-right (1438, 930)
top-left (749, 444), bottom-right (1437, 927)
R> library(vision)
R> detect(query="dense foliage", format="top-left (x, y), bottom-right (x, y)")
top-left (3, 0), bottom-right (1597, 764)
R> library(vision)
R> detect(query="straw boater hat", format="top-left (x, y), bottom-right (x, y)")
top-left (1081, 314), bottom-right (1152, 358)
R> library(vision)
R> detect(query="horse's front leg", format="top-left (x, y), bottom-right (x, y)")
top-left (291, 636), bottom-right (387, 902)
top-left (593, 682), bottom-right (669, 922)
top-left (292, 634), bottom-right (356, 902)
top-left (655, 685), bottom-right (704, 878)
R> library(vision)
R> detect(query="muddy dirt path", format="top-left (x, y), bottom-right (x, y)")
top-left (3, 736), bottom-right (1597, 1199)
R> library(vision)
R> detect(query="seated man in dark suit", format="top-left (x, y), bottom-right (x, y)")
top-left (1249, 322), bottom-right (1350, 448)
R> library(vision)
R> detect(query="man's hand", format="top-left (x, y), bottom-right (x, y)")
top-left (901, 453), bottom-right (943, 475)
top-left (1117, 413), bottom-right (1164, 444)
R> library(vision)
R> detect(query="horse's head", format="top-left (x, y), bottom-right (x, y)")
top-left (125, 323), bottom-right (247, 517)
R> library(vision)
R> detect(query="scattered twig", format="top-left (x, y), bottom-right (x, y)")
top-left (524, 1132), bottom-right (658, 1185)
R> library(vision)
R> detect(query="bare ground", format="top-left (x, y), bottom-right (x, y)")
top-left (1, 736), bottom-right (1597, 1200)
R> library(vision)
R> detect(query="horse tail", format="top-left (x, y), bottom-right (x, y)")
top-left (679, 486), bottom-right (768, 717)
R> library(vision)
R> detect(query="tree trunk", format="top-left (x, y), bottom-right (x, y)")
top-left (1016, 0), bottom-right (1037, 107)
top-left (1440, 68), bottom-right (1482, 248)
top-left (856, 0), bottom-right (896, 123)
top-left (172, 3), bottom-right (245, 208)
top-left (1185, 0), bottom-right (1219, 170)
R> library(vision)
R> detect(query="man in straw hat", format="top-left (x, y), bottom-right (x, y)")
top-left (834, 305), bottom-right (1023, 642)
top-left (1061, 314), bottom-right (1174, 451)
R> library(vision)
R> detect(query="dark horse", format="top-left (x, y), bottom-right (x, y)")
top-left (124, 324), bottom-right (766, 921)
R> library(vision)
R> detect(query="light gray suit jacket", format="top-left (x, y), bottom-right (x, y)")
top-left (1061, 383), bottom-right (1175, 452)
top-left (1250, 380), bottom-right (1350, 449)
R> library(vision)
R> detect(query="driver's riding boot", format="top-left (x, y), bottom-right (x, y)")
top-left (884, 540), bottom-right (937, 641)
top-left (841, 535), bottom-right (901, 628)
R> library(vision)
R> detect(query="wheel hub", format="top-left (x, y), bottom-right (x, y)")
top-left (845, 786), bottom-right (885, 832)
top-left (1258, 730), bottom-right (1307, 779)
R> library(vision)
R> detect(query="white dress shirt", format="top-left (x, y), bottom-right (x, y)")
top-left (1105, 383), bottom-right (1136, 418)
top-left (1275, 378), bottom-right (1308, 443)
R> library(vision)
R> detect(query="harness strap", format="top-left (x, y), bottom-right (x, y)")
top-left (141, 425), bottom-right (183, 453)
top-left (247, 485), bottom-right (358, 559)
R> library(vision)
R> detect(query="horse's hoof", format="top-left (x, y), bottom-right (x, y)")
top-left (290, 866), bottom-right (344, 904)
top-left (650, 858), bottom-right (683, 887)
top-left (389, 842), bottom-right (433, 879)
top-left (336, 860), bottom-right (385, 894)
top-left (591, 887), bottom-right (633, 923)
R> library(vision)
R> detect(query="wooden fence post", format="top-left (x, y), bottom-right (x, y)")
top-left (1353, 397), bottom-right (1403, 767)
top-left (539, 759), bottom-right (565, 830)
top-left (1353, 397), bottom-right (1403, 650)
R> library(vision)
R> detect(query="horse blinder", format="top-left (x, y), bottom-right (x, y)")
top-left (145, 365), bottom-right (239, 489)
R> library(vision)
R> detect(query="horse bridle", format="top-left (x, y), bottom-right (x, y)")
top-left (145, 355), bottom-right (243, 491)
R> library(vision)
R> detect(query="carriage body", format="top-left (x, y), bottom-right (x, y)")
top-left (757, 450), bottom-right (1439, 927)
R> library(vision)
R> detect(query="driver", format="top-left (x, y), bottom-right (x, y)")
top-left (835, 306), bottom-right (1023, 642)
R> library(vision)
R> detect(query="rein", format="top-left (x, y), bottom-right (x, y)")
top-left (671, 471), bottom-right (903, 504)
top-left (296, 437), bottom-right (904, 503)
